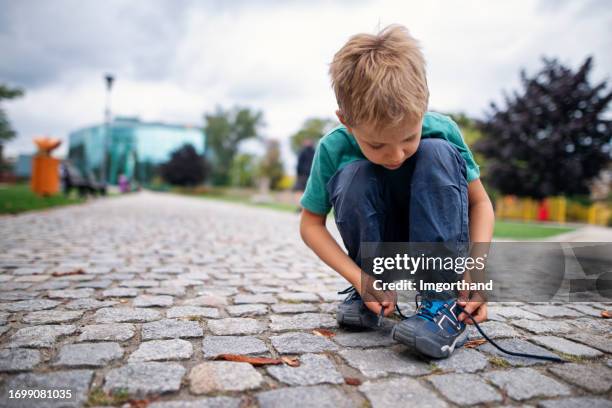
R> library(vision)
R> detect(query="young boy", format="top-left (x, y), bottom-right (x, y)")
top-left (299, 25), bottom-right (495, 358)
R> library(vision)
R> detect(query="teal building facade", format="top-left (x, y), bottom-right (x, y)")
top-left (68, 117), bottom-right (205, 185)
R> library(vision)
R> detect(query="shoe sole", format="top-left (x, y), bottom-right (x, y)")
top-left (391, 323), bottom-right (467, 359)
top-left (337, 308), bottom-right (378, 330)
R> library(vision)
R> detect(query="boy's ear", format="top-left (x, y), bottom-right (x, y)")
top-left (336, 110), bottom-right (353, 133)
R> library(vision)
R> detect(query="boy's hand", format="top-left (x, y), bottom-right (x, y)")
top-left (457, 291), bottom-right (487, 324)
top-left (357, 273), bottom-right (396, 317)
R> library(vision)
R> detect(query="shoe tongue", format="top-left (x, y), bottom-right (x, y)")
top-left (424, 300), bottom-right (447, 314)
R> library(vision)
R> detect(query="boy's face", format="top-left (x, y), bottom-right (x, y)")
top-left (337, 111), bottom-right (422, 170)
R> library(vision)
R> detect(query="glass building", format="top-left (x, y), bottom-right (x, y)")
top-left (68, 116), bottom-right (206, 185)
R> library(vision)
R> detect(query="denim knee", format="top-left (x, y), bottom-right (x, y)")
top-left (412, 139), bottom-right (467, 187)
top-left (327, 160), bottom-right (385, 222)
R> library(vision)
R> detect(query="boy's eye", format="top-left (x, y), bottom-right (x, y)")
top-left (370, 144), bottom-right (384, 150)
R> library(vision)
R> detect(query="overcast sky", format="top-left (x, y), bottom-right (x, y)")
top-left (1, 0), bottom-right (611, 171)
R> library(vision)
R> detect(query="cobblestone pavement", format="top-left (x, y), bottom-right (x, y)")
top-left (0, 192), bottom-right (611, 408)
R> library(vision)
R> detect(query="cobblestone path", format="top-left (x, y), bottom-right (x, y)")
top-left (0, 192), bottom-right (610, 407)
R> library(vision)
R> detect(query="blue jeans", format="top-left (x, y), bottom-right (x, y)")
top-left (327, 139), bottom-right (470, 295)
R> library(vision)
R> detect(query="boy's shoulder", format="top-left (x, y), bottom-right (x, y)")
top-left (318, 111), bottom-right (460, 154)
top-left (316, 124), bottom-right (365, 167)
top-left (422, 111), bottom-right (462, 137)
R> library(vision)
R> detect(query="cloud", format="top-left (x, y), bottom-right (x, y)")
top-left (2, 0), bottom-right (611, 174)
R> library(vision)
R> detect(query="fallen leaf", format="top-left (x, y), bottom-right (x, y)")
top-left (214, 354), bottom-right (283, 366)
top-left (281, 356), bottom-right (300, 367)
top-left (344, 377), bottom-right (362, 386)
top-left (464, 338), bottom-right (487, 348)
top-left (52, 268), bottom-right (84, 277)
top-left (312, 328), bottom-right (335, 338)
top-left (128, 399), bottom-right (154, 408)
top-left (601, 310), bottom-right (611, 319)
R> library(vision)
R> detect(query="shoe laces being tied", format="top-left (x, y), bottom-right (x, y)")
top-left (337, 286), bottom-right (361, 302)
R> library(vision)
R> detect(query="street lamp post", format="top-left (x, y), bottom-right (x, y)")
top-left (102, 74), bottom-right (114, 184)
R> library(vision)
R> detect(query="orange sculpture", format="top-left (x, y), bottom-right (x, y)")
top-left (31, 136), bottom-right (62, 196)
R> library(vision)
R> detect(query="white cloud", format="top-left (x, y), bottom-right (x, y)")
top-left (2, 0), bottom-right (611, 173)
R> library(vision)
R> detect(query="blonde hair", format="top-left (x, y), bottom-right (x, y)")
top-left (329, 24), bottom-right (429, 129)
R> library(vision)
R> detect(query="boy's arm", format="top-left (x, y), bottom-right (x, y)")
top-left (458, 178), bottom-right (495, 324)
top-left (299, 209), bottom-right (394, 315)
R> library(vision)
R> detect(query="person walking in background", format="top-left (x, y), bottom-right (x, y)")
top-left (293, 138), bottom-right (315, 210)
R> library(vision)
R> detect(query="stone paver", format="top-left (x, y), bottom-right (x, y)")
top-left (166, 305), bottom-right (220, 318)
top-left (208, 318), bottom-right (265, 335)
top-left (0, 370), bottom-right (93, 407)
top-left (104, 362), bottom-right (185, 397)
top-left (434, 348), bottom-right (489, 373)
top-left (22, 310), bottom-right (83, 325)
top-left (189, 361), bottom-right (263, 393)
top-left (531, 335), bottom-right (603, 358)
top-left (202, 335), bottom-right (269, 358)
top-left (0, 348), bottom-right (41, 372)
top-left (339, 348), bottom-right (431, 378)
top-left (95, 307), bottom-right (161, 323)
top-left (8, 324), bottom-right (76, 348)
top-left (266, 353), bottom-right (343, 385)
top-left (271, 332), bottom-right (339, 354)
top-left (226, 303), bottom-right (268, 316)
top-left (78, 323), bottom-right (136, 341)
top-left (484, 367), bottom-right (572, 400)
top-left (333, 328), bottom-right (395, 348)
top-left (0, 192), bottom-right (609, 405)
top-left (257, 385), bottom-right (353, 408)
top-left (563, 331), bottom-right (612, 353)
top-left (102, 287), bottom-right (138, 297)
top-left (54, 342), bottom-right (123, 367)
top-left (47, 288), bottom-right (94, 299)
top-left (134, 294), bottom-right (174, 307)
top-left (149, 397), bottom-right (242, 408)
top-left (548, 363), bottom-right (612, 393)
top-left (360, 377), bottom-right (447, 408)
top-left (269, 313), bottom-right (337, 331)
top-left (141, 318), bottom-right (203, 339)
top-left (428, 373), bottom-right (502, 405)
top-left (538, 397), bottom-right (612, 408)
top-left (0, 299), bottom-right (60, 312)
top-left (129, 339), bottom-right (193, 362)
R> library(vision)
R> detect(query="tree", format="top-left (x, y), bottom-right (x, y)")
top-left (258, 139), bottom-right (284, 190)
top-left (160, 144), bottom-right (208, 186)
top-left (474, 56), bottom-right (612, 199)
top-left (229, 153), bottom-right (257, 187)
top-left (0, 84), bottom-right (25, 171)
top-left (289, 117), bottom-right (337, 154)
top-left (204, 106), bottom-right (264, 186)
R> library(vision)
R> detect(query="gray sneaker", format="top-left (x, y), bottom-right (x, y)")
top-left (392, 296), bottom-right (467, 358)
top-left (336, 286), bottom-right (379, 329)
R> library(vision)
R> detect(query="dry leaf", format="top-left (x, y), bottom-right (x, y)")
top-left (281, 356), bottom-right (300, 367)
top-left (214, 354), bottom-right (283, 366)
top-left (128, 398), bottom-right (155, 408)
top-left (312, 328), bottom-right (335, 338)
top-left (464, 338), bottom-right (487, 348)
top-left (344, 377), bottom-right (362, 386)
top-left (52, 268), bottom-right (84, 277)
top-left (601, 310), bottom-right (611, 319)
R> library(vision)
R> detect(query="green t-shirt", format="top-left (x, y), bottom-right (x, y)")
top-left (300, 111), bottom-right (480, 215)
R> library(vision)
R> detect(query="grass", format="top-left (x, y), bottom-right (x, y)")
top-left (493, 220), bottom-right (576, 239)
top-left (177, 187), bottom-right (579, 239)
top-left (0, 183), bottom-right (86, 214)
top-left (85, 388), bottom-right (130, 407)
top-left (488, 356), bottom-right (511, 368)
